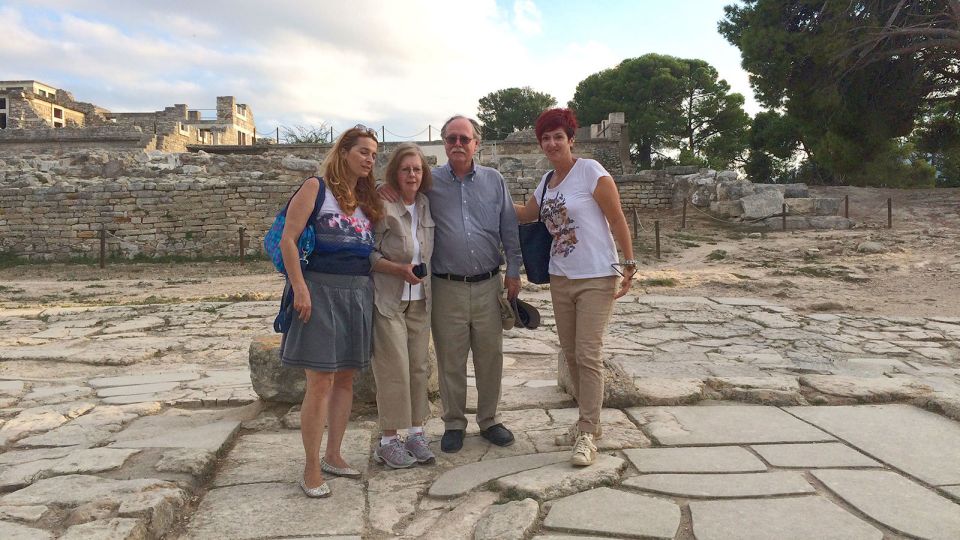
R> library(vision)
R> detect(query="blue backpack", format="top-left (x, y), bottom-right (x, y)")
top-left (265, 178), bottom-right (326, 334)
top-left (263, 177), bottom-right (326, 275)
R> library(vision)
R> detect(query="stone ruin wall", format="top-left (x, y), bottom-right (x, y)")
top-left (1, 96), bottom-right (255, 155)
top-left (0, 144), bottom-right (681, 261)
top-left (0, 126), bottom-right (157, 153)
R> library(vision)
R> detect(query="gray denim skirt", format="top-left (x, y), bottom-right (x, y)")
top-left (280, 271), bottom-right (373, 372)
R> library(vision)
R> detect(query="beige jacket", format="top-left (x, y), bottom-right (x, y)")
top-left (371, 193), bottom-right (435, 317)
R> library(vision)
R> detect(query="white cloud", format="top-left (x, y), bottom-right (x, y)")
top-left (512, 0), bottom-right (542, 36)
top-left (2, 1), bottom-right (759, 137)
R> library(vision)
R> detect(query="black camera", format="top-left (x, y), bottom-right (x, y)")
top-left (412, 263), bottom-right (427, 278)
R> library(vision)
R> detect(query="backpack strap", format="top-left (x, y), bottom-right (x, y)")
top-left (305, 176), bottom-right (326, 228)
top-left (537, 170), bottom-right (554, 223)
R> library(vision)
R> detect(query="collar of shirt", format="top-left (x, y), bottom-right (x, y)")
top-left (443, 161), bottom-right (477, 182)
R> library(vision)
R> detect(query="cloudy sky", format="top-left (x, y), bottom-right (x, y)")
top-left (3, 0), bottom-right (756, 141)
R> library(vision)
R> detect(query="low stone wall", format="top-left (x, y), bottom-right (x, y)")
top-left (0, 149), bottom-right (695, 260)
top-left (0, 126), bottom-right (156, 152)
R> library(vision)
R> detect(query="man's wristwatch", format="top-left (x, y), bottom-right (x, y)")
top-left (622, 259), bottom-right (637, 267)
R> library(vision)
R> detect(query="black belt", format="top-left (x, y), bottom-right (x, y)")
top-left (432, 268), bottom-right (500, 283)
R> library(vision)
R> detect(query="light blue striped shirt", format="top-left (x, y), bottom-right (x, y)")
top-left (427, 162), bottom-right (522, 278)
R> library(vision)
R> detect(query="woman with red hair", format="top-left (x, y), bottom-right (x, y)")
top-left (515, 108), bottom-right (636, 466)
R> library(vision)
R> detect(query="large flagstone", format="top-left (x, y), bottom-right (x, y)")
top-left (787, 404), bottom-right (960, 485)
top-left (624, 471), bottom-right (814, 498)
top-left (183, 479), bottom-right (363, 539)
top-left (0, 520), bottom-right (53, 540)
top-left (542, 487), bottom-right (679, 539)
top-left (751, 442), bottom-right (882, 468)
top-left (623, 446), bottom-right (766, 473)
top-left (213, 429), bottom-right (371, 487)
top-left (690, 496), bottom-right (881, 540)
top-left (812, 469), bottom-right (960, 539)
top-left (627, 405), bottom-right (833, 445)
top-left (428, 452), bottom-right (568, 499)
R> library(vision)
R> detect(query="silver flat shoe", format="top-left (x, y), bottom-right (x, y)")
top-left (299, 478), bottom-right (331, 498)
top-left (321, 457), bottom-right (361, 479)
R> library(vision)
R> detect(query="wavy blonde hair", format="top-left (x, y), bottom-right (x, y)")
top-left (320, 126), bottom-right (384, 223)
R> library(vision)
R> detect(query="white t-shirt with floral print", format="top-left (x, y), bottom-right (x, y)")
top-left (533, 158), bottom-right (618, 279)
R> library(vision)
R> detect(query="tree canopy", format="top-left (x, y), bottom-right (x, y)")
top-left (719, 0), bottom-right (958, 185)
top-left (477, 87), bottom-right (557, 140)
top-left (569, 54), bottom-right (749, 170)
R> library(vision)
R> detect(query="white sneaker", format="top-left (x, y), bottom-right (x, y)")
top-left (570, 432), bottom-right (597, 466)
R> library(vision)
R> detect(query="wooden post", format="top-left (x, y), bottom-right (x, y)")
top-left (887, 197), bottom-right (892, 228)
top-left (632, 208), bottom-right (639, 237)
top-left (239, 227), bottom-right (246, 264)
top-left (99, 224), bottom-right (106, 269)
top-left (681, 199), bottom-right (687, 229)
top-left (654, 220), bottom-right (661, 259)
top-left (844, 195), bottom-right (849, 218)
top-left (782, 203), bottom-right (787, 231)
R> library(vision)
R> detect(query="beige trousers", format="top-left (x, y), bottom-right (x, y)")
top-left (551, 275), bottom-right (617, 435)
top-left (371, 299), bottom-right (431, 431)
top-left (431, 275), bottom-right (503, 431)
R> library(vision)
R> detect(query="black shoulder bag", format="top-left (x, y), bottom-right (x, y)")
top-left (518, 171), bottom-right (554, 285)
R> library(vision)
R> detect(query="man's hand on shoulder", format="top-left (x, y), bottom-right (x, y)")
top-left (377, 183), bottom-right (400, 203)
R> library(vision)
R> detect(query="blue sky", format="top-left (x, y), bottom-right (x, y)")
top-left (2, 0), bottom-right (755, 141)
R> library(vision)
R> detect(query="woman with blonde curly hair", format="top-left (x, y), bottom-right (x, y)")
top-left (279, 125), bottom-right (384, 497)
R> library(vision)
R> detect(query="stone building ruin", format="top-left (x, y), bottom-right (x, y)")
top-left (0, 80), bottom-right (257, 153)
top-left (0, 105), bottom-right (844, 262)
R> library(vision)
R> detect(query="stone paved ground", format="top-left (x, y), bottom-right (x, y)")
top-left (1, 293), bottom-right (959, 538)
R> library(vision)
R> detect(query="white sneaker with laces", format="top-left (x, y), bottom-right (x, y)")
top-left (570, 432), bottom-right (597, 466)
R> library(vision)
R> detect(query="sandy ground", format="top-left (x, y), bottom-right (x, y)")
top-left (2, 186), bottom-right (959, 317)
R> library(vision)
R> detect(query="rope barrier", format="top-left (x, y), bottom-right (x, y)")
top-left (383, 126), bottom-right (429, 140)
top-left (253, 123), bottom-right (450, 144)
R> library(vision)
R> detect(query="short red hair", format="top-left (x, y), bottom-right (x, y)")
top-left (535, 108), bottom-right (578, 140)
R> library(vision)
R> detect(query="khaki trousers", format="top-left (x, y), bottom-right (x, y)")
top-left (551, 275), bottom-right (617, 435)
top-left (371, 299), bottom-right (431, 431)
top-left (431, 275), bottom-right (503, 431)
